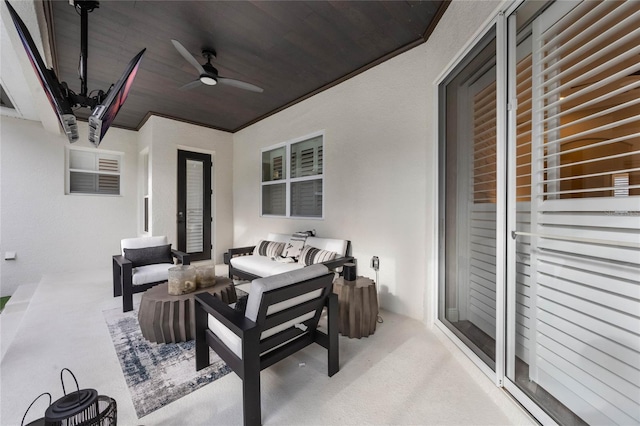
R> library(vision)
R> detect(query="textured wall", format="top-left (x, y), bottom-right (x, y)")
top-left (0, 118), bottom-right (139, 296)
top-left (140, 116), bottom-right (234, 264)
top-left (232, 0), bottom-right (501, 323)
top-left (0, 0), bottom-right (500, 318)
top-left (0, 115), bottom-right (235, 296)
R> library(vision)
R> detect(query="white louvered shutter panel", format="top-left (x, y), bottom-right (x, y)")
top-left (68, 149), bottom-right (121, 195)
top-left (186, 159), bottom-right (204, 253)
top-left (514, 43), bottom-right (534, 363)
top-left (97, 156), bottom-right (120, 194)
top-left (291, 136), bottom-right (323, 217)
top-left (467, 73), bottom-right (498, 340)
top-left (528, 2), bottom-right (640, 424)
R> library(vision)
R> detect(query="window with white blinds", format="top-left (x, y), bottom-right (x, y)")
top-left (67, 147), bottom-right (122, 195)
top-left (261, 133), bottom-right (324, 218)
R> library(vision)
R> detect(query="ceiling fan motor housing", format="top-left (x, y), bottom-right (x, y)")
top-left (199, 50), bottom-right (219, 85)
top-left (200, 62), bottom-right (218, 85)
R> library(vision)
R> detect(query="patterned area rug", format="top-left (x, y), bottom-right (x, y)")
top-left (103, 305), bottom-right (231, 418)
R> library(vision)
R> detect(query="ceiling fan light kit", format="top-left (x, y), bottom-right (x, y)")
top-left (200, 76), bottom-right (217, 86)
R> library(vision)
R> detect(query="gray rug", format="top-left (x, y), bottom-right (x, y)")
top-left (103, 305), bottom-right (231, 418)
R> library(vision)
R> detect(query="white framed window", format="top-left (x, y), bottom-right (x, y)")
top-left (261, 132), bottom-right (324, 218)
top-left (66, 146), bottom-right (122, 195)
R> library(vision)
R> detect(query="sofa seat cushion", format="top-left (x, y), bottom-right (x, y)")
top-left (231, 255), bottom-right (304, 278)
top-left (132, 263), bottom-right (173, 285)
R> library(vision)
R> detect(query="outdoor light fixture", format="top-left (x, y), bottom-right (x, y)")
top-left (199, 75), bottom-right (217, 86)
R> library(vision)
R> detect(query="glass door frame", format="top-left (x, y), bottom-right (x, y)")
top-left (434, 1), bottom-right (562, 424)
top-left (502, 1), bottom-right (559, 424)
top-left (434, 9), bottom-right (506, 387)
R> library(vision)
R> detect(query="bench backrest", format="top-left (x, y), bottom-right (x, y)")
top-left (266, 233), bottom-right (349, 257)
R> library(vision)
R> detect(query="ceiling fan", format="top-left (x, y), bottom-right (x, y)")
top-left (171, 39), bottom-right (264, 93)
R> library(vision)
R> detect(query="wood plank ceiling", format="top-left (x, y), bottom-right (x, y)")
top-left (47, 0), bottom-right (448, 133)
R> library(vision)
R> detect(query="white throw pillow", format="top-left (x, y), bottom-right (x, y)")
top-left (282, 232), bottom-right (308, 259)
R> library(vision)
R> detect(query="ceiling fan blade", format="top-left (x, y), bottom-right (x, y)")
top-left (218, 77), bottom-right (264, 93)
top-left (179, 79), bottom-right (202, 91)
top-left (171, 39), bottom-right (205, 75)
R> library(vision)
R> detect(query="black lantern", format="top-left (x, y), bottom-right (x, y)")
top-left (21, 369), bottom-right (116, 426)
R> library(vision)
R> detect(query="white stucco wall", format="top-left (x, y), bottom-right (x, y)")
top-left (0, 114), bottom-right (235, 297)
top-left (139, 116), bottom-right (234, 264)
top-left (0, 117), bottom-right (138, 296)
top-left (232, 0), bottom-right (500, 323)
top-left (0, 0), bottom-right (500, 317)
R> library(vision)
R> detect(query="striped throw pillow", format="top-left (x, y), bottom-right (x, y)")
top-left (298, 245), bottom-right (337, 266)
top-left (253, 240), bottom-right (285, 258)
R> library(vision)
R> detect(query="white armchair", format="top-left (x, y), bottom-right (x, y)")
top-left (112, 236), bottom-right (190, 312)
top-left (194, 264), bottom-right (339, 426)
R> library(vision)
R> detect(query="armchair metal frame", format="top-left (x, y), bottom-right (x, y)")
top-left (112, 249), bottom-right (190, 312)
top-left (195, 272), bottom-right (339, 426)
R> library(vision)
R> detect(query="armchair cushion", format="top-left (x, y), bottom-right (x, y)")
top-left (208, 314), bottom-right (243, 358)
top-left (121, 235), bottom-right (168, 254)
top-left (196, 263), bottom-right (339, 425)
top-left (124, 244), bottom-right (173, 267)
top-left (206, 264), bottom-right (330, 360)
top-left (245, 264), bottom-right (329, 322)
top-left (131, 263), bottom-right (174, 286)
top-left (114, 235), bottom-right (190, 312)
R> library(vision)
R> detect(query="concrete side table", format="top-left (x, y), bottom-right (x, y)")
top-left (138, 276), bottom-right (236, 343)
top-left (333, 276), bottom-right (378, 338)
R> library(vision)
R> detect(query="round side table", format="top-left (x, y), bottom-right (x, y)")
top-left (138, 276), bottom-right (236, 343)
top-left (333, 276), bottom-right (378, 338)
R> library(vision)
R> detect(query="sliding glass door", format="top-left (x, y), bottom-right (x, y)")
top-left (438, 1), bottom-right (640, 424)
top-left (506, 1), bottom-right (640, 424)
top-left (438, 26), bottom-right (498, 370)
